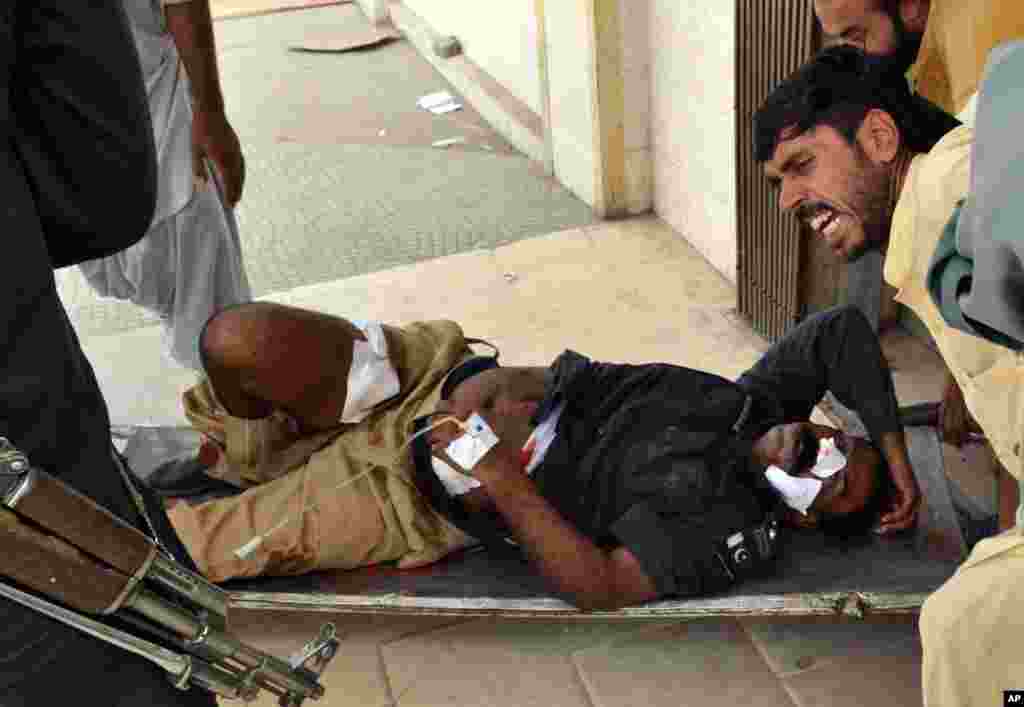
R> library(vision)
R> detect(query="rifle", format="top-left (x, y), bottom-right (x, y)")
top-left (0, 438), bottom-right (337, 705)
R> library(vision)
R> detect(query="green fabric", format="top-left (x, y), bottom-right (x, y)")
top-left (926, 202), bottom-right (1023, 351)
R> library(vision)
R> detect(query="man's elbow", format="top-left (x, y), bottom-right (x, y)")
top-left (568, 591), bottom-right (626, 613)
top-left (563, 579), bottom-right (653, 612)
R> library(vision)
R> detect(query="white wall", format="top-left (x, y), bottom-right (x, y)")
top-left (619, 0), bottom-right (652, 214)
top-left (544, 0), bottom-right (599, 208)
top-left (650, 2), bottom-right (737, 282)
top-left (403, 0), bottom-right (542, 116)
top-left (354, 0), bottom-right (389, 25)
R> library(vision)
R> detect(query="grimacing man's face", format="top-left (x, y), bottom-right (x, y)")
top-left (763, 122), bottom-right (894, 262)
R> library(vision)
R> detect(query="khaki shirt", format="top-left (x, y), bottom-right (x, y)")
top-left (884, 126), bottom-right (1024, 532)
top-left (913, 0), bottom-right (1024, 115)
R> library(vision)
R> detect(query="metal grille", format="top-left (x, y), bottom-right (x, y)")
top-left (735, 0), bottom-right (818, 341)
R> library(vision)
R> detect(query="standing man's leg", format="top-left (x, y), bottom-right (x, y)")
top-left (165, 169), bottom-right (251, 370)
top-left (0, 2), bottom-right (212, 704)
top-left (920, 531), bottom-right (1024, 707)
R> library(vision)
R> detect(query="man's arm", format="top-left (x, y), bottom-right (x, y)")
top-left (467, 443), bottom-right (658, 611)
top-left (11, 0), bottom-right (156, 267)
top-left (163, 0), bottom-right (245, 205)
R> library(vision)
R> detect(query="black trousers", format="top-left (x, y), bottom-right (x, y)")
top-left (735, 305), bottom-right (902, 443)
top-left (0, 3), bottom-right (211, 705)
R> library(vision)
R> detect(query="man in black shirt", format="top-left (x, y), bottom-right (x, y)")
top-left (424, 305), bottom-right (918, 609)
top-left (186, 302), bottom-right (918, 611)
top-left (1, 2), bottom-right (214, 705)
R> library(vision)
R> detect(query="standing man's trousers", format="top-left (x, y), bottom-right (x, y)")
top-left (0, 2), bottom-right (213, 704)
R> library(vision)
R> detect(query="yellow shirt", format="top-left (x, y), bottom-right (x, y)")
top-left (913, 0), bottom-right (1024, 114)
top-left (884, 125), bottom-right (1024, 492)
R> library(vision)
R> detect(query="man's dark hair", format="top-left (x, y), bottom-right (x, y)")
top-left (753, 45), bottom-right (960, 163)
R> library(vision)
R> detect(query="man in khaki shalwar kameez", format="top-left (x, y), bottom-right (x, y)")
top-left (756, 46), bottom-right (1023, 706)
top-left (166, 308), bottom-right (474, 583)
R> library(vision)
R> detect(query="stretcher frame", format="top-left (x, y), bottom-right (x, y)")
top-left (116, 424), bottom-right (966, 621)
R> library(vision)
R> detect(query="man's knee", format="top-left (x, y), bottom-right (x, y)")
top-left (199, 302), bottom-right (276, 372)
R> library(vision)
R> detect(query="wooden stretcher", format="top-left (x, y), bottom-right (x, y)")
top-left (115, 423), bottom-right (968, 621)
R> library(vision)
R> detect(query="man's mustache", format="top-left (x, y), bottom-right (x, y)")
top-left (795, 201), bottom-right (834, 223)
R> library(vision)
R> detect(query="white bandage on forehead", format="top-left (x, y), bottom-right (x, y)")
top-left (341, 321), bottom-right (401, 424)
top-left (809, 437), bottom-right (847, 479)
top-left (765, 466), bottom-right (822, 515)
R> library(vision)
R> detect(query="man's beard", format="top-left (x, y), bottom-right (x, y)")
top-left (864, 10), bottom-right (924, 76)
top-left (844, 149), bottom-right (894, 262)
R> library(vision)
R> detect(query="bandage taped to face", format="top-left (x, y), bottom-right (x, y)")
top-left (444, 413), bottom-right (499, 473)
top-left (403, 412), bottom-right (500, 495)
top-left (765, 436), bottom-right (848, 514)
top-left (341, 321), bottom-right (401, 424)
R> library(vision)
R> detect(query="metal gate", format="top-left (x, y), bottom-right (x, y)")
top-left (735, 0), bottom-right (820, 341)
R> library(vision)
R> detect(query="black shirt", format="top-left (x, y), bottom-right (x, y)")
top-left (413, 351), bottom-right (772, 598)
top-left (529, 351), bottom-right (768, 597)
top-left (412, 306), bottom-right (903, 600)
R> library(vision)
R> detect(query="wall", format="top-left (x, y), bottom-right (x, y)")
top-left (354, 0), bottom-right (389, 25)
top-left (390, 0), bottom-right (655, 218)
top-left (618, 0), bottom-right (652, 214)
top-left (649, 2), bottom-right (737, 282)
top-left (402, 0), bottom-right (542, 115)
top-left (543, 0), bottom-right (599, 208)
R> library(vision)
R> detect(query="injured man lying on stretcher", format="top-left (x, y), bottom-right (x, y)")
top-left (159, 302), bottom-right (923, 611)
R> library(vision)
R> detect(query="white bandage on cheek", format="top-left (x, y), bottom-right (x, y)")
top-left (810, 437), bottom-right (847, 479)
top-left (341, 321), bottom-right (401, 424)
top-left (444, 413), bottom-right (499, 473)
top-left (432, 457), bottom-right (482, 495)
top-left (765, 466), bottom-right (823, 515)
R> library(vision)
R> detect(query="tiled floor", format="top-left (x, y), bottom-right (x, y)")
top-left (79, 217), bottom-right (963, 706)
top-left (226, 609), bottom-right (923, 707)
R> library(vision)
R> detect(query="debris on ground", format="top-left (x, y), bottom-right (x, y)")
top-left (431, 137), bottom-right (467, 148)
top-left (288, 25), bottom-right (400, 53)
top-left (417, 91), bottom-right (463, 114)
top-left (432, 35), bottom-right (462, 59)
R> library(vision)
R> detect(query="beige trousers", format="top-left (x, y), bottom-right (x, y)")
top-left (920, 527), bottom-right (1024, 706)
top-left (167, 320), bottom-right (474, 583)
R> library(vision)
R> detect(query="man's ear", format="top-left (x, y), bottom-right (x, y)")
top-left (856, 109), bottom-right (902, 164)
top-left (898, 0), bottom-right (930, 34)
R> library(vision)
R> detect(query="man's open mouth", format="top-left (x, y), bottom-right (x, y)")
top-left (807, 208), bottom-right (841, 237)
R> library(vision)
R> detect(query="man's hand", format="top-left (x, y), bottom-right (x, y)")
top-left (938, 371), bottom-right (980, 447)
top-left (193, 108), bottom-right (245, 206)
top-left (164, 0), bottom-right (244, 204)
top-left (876, 431), bottom-right (921, 534)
